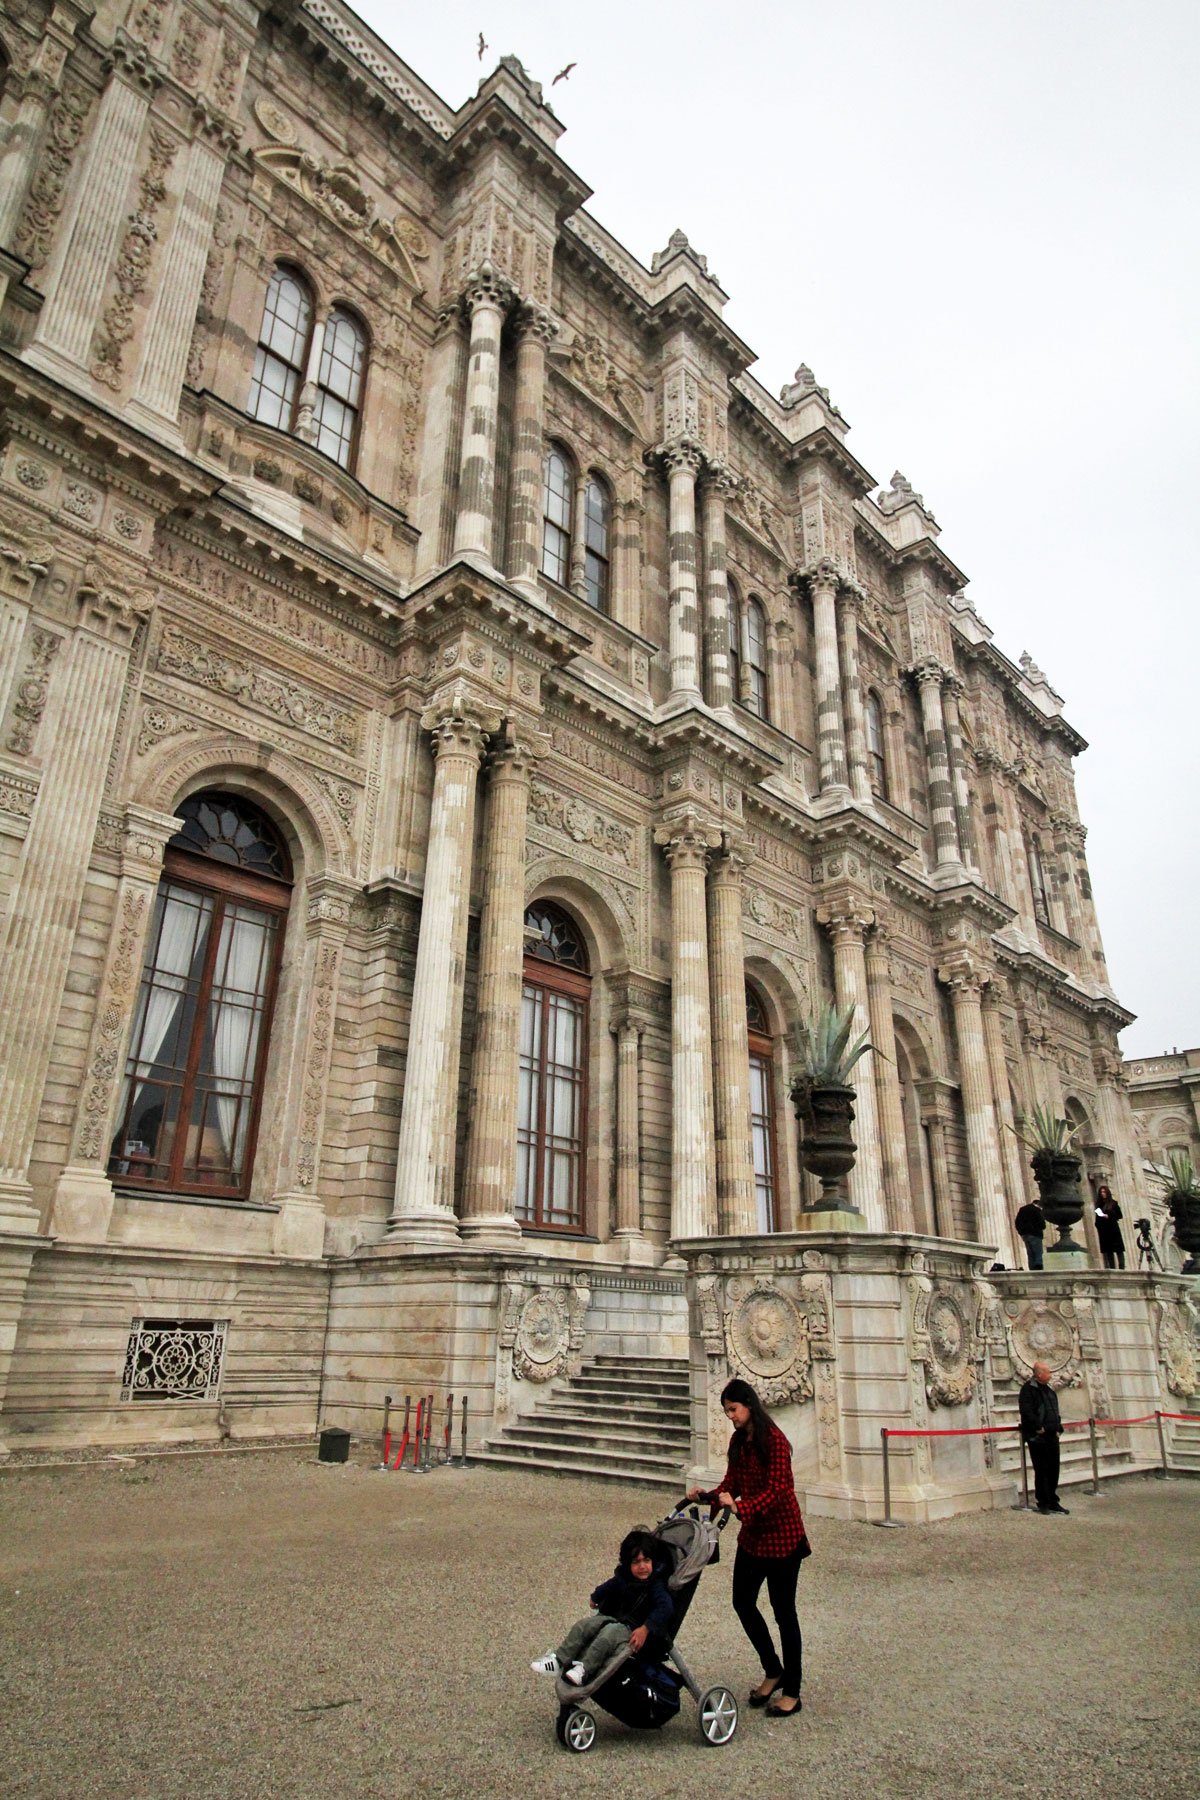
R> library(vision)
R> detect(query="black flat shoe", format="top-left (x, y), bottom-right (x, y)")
top-left (765, 1696), bottom-right (802, 1718)
top-left (748, 1681), bottom-right (783, 1708)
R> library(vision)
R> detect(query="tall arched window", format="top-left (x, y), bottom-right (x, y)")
top-left (518, 903), bottom-right (590, 1230)
top-left (108, 793), bottom-right (292, 1200)
top-left (746, 982), bottom-right (778, 1232)
top-left (248, 265), bottom-right (313, 431)
top-left (313, 306), bottom-right (367, 470)
top-left (1028, 833), bottom-right (1050, 925)
top-left (743, 596), bottom-right (769, 719)
top-left (865, 690), bottom-right (887, 799)
top-left (728, 581), bottom-right (742, 703)
top-left (583, 474), bottom-right (610, 611)
top-left (541, 447), bottom-right (572, 587)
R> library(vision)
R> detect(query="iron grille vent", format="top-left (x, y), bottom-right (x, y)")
top-left (121, 1318), bottom-right (228, 1402)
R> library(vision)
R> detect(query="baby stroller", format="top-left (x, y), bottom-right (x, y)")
top-left (552, 1497), bottom-right (739, 1753)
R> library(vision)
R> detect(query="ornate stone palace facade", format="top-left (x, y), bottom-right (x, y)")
top-left (0, 1), bottom-right (1193, 1504)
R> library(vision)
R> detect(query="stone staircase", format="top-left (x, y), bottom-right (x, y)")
top-left (1167, 1414), bottom-right (1200, 1473)
top-left (474, 1354), bottom-right (691, 1488)
top-left (991, 1378), bottom-right (1151, 1492)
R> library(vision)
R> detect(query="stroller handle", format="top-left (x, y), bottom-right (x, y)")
top-left (672, 1496), bottom-right (734, 1530)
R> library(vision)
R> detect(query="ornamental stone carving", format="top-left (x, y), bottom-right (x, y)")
top-left (254, 146), bottom-right (429, 285)
top-left (1005, 1299), bottom-right (1081, 1387)
top-left (155, 627), bottom-right (361, 754)
top-left (1157, 1301), bottom-right (1198, 1399)
top-left (910, 1279), bottom-right (977, 1408)
top-left (727, 1284), bottom-right (810, 1398)
top-left (495, 1275), bottom-right (591, 1412)
top-left (528, 780), bottom-right (634, 866)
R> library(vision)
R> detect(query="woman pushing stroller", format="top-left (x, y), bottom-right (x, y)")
top-left (532, 1527), bottom-right (674, 1686)
top-left (688, 1377), bottom-right (810, 1718)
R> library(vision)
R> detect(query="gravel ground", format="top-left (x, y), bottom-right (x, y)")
top-left (0, 1453), bottom-right (1195, 1800)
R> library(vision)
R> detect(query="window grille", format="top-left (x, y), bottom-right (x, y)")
top-left (121, 1318), bottom-right (228, 1402)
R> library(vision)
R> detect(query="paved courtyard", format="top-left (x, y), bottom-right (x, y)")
top-left (0, 1450), bottom-right (1195, 1800)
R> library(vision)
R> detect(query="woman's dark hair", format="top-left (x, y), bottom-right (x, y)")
top-left (720, 1377), bottom-right (775, 1465)
top-left (1096, 1184), bottom-right (1113, 1202)
top-left (618, 1527), bottom-right (659, 1570)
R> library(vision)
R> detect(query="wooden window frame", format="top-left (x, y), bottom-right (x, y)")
top-left (583, 473), bottom-right (611, 612)
top-left (248, 264), bottom-right (314, 434)
top-left (866, 689), bottom-right (888, 800)
top-left (517, 955), bottom-right (590, 1235)
top-left (540, 445), bottom-right (574, 589)
top-left (108, 841), bottom-right (290, 1203)
top-left (313, 304), bottom-right (368, 473)
top-left (747, 992), bottom-right (779, 1233)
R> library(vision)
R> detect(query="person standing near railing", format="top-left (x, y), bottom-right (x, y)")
top-left (1019, 1361), bottom-right (1068, 1514)
top-left (1014, 1199), bottom-right (1046, 1270)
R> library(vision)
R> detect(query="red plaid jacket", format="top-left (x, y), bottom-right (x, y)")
top-left (708, 1422), bottom-right (805, 1558)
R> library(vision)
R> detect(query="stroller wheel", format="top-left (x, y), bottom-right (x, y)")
top-left (558, 1706), bottom-right (597, 1753)
top-left (698, 1686), bottom-right (739, 1745)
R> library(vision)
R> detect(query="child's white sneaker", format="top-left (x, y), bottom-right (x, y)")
top-left (530, 1653), bottom-right (562, 1676)
top-left (565, 1662), bottom-right (588, 1686)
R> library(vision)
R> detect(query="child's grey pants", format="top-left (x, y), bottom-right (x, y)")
top-left (556, 1613), bottom-right (631, 1675)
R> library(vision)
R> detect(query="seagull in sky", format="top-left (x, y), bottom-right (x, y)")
top-left (478, 33), bottom-right (487, 60)
top-left (553, 62), bottom-right (576, 85)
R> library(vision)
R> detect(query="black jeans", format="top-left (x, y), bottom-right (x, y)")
top-left (1028, 1434), bottom-right (1061, 1508)
top-left (731, 1544), bottom-right (803, 1697)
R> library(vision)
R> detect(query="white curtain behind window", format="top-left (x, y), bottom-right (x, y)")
top-left (120, 888), bottom-right (209, 1129)
top-left (210, 905), bottom-right (268, 1170)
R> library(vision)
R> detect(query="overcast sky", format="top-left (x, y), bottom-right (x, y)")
top-left (356, 0), bottom-right (1198, 1057)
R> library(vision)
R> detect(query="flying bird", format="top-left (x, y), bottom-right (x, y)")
top-left (477, 33), bottom-right (487, 60)
top-left (552, 62), bottom-right (576, 85)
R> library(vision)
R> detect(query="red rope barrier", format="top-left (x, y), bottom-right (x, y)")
top-left (1159, 1411), bottom-right (1200, 1422)
top-left (884, 1409), bottom-right (1200, 1442)
top-left (883, 1425), bottom-right (1019, 1439)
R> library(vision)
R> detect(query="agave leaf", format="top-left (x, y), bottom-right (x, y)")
top-left (1153, 1148), bottom-right (1199, 1199)
top-left (792, 1001), bottom-right (875, 1085)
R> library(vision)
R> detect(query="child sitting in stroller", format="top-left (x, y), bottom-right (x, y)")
top-left (532, 1527), bottom-right (674, 1686)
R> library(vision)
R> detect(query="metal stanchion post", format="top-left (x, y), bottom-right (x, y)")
top-left (1017, 1435), bottom-right (1031, 1510)
top-left (459, 1394), bottom-right (469, 1467)
top-left (379, 1394), bottom-right (392, 1468)
top-left (1087, 1418), bottom-right (1103, 1496)
top-left (409, 1397), bottom-right (423, 1471)
top-left (1155, 1410), bottom-right (1169, 1479)
top-left (874, 1428), bottom-right (903, 1527)
top-left (443, 1393), bottom-right (453, 1465)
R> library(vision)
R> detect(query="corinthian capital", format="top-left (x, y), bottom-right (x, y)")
top-left (461, 260), bottom-right (516, 317)
top-left (910, 657), bottom-right (948, 692)
top-left (817, 899), bottom-right (874, 945)
top-left (699, 459), bottom-right (738, 502)
top-left (105, 27), bottom-right (163, 95)
top-left (937, 957), bottom-right (987, 998)
top-left (421, 684), bottom-right (502, 760)
top-left (488, 720), bottom-right (551, 778)
top-left (796, 556), bottom-right (841, 598)
top-left (655, 807), bottom-right (721, 871)
top-left (512, 300), bottom-right (559, 347)
top-left (648, 437), bottom-right (705, 479)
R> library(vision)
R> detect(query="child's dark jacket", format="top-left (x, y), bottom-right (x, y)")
top-left (590, 1559), bottom-right (674, 1636)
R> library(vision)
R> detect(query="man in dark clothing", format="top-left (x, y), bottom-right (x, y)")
top-left (1014, 1200), bottom-right (1046, 1271)
top-left (1019, 1360), bottom-right (1068, 1513)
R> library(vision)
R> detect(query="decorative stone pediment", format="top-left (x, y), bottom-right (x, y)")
top-left (252, 146), bottom-right (429, 286)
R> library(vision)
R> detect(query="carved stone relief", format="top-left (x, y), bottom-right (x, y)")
top-left (494, 1273), bottom-right (590, 1420)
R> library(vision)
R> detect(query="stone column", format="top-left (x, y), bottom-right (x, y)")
top-left (914, 661), bottom-right (963, 874)
top-left (770, 614), bottom-right (797, 740)
top-left (460, 726), bottom-right (546, 1245)
top-left (818, 900), bottom-right (885, 1228)
top-left (808, 561), bottom-right (850, 799)
top-left (0, 0), bottom-right (89, 252)
top-left (699, 464), bottom-right (735, 712)
top-left (922, 1105), bottom-right (953, 1237)
top-left (658, 440), bottom-right (705, 704)
top-left (942, 677), bottom-right (979, 872)
top-left (128, 99), bottom-right (238, 428)
top-left (0, 583), bottom-right (147, 1226)
top-left (612, 1013), bottom-right (649, 1260)
top-left (981, 977), bottom-right (1027, 1267)
top-left (49, 806), bottom-right (180, 1243)
top-left (29, 30), bottom-right (159, 374)
top-left (864, 920), bottom-right (913, 1230)
top-left (505, 302), bottom-right (558, 602)
top-left (1065, 820), bottom-right (1110, 984)
top-left (388, 698), bottom-right (496, 1244)
top-left (839, 588), bottom-right (872, 803)
top-left (708, 838), bottom-right (756, 1235)
top-left (268, 873), bottom-right (358, 1259)
top-left (939, 962), bottom-right (1009, 1255)
top-left (451, 263), bottom-right (513, 566)
top-left (413, 306), bottom-right (467, 577)
top-left (655, 812), bottom-right (720, 1240)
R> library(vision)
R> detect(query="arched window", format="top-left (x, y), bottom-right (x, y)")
top-left (583, 474), bottom-right (610, 611)
top-left (518, 902), bottom-right (589, 1230)
top-left (108, 792), bottom-right (292, 1200)
top-left (865, 690), bottom-right (887, 799)
top-left (248, 266), bottom-right (313, 431)
top-left (743, 597), bottom-right (769, 719)
top-left (746, 982), bottom-right (778, 1232)
top-left (1028, 833), bottom-right (1050, 925)
top-left (541, 447), bottom-right (572, 587)
top-left (313, 306), bottom-right (367, 470)
top-left (728, 582), bottom-right (742, 702)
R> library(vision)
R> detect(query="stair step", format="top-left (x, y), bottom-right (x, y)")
top-left (498, 1425), bottom-right (688, 1456)
top-left (471, 1448), bottom-right (684, 1489)
top-left (479, 1436), bottom-right (683, 1474)
top-left (532, 1404), bottom-right (690, 1433)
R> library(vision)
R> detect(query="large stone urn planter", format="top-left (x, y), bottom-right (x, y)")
top-left (1031, 1149), bottom-right (1085, 1257)
top-left (1168, 1193), bottom-right (1200, 1275)
top-left (792, 1079), bottom-right (861, 1215)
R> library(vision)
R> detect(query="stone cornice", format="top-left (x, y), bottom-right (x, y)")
top-left (446, 95), bottom-right (591, 218)
top-left (653, 707), bottom-right (782, 786)
top-left (403, 561), bottom-right (589, 669)
top-left (785, 426), bottom-right (876, 497)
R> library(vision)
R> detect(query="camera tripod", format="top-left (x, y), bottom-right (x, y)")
top-left (1135, 1232), bottom-right (1163, 1271)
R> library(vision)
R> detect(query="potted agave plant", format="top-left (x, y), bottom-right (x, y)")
top-left (790, 1002), bottom-right (874, 1212)
top-left (1016, 1105), bottom-right (1085, 1257)
top-left (1155, 1150), bottom-right (1200, 1275)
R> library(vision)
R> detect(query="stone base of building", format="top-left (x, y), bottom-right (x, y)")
top-left (0, 1231), bottom-right (1195, 1518)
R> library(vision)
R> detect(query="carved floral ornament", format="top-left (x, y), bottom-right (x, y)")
top-left (1157, 1302), bottom-right (1198, 1400)
top-left (696, 1270), bottom-right (833, 1410)
top-left (252, 146), bottom-right (430, 287)
top-left (498, 1275), bottom-right (591, 1384)
top-left (1005, 1299), bottom-right (1082, 1388)
top-left (910, 1278), bottom-right (979, 1409)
